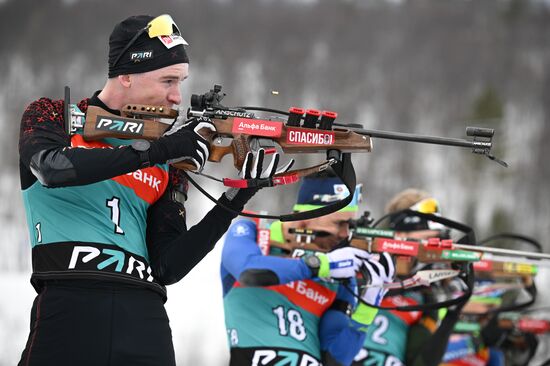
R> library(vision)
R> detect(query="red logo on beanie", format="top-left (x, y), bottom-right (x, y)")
top-left (160, 35), bottom-right (173, 45)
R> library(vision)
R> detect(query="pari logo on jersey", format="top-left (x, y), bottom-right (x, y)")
top-left (252, 350), bottom-right (321, 366)
top-left (286, 127), bottom-right (335, 146)
top-left (354, 348), bottom-right (404, 366)
top-left (96, 115), bottom-right (144, 136)
top-left (68, 245), bottom-right (154, 282)
top-left (232, 118), bottom-right (283, 138)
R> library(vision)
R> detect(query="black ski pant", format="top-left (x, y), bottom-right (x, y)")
top-left (18, 279), bottom-right (176, 366)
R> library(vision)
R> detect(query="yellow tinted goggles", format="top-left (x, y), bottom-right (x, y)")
top-left (410, 198), bottom-right (440, 214)
top-left (410, 197), bottom-right (445, 231)
top-left (147, 14), bottom-right (180, 38)
top-left (113, 14), bottom-right (185, 67)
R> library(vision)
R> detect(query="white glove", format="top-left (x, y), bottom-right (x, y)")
top-left (224, 148), bottom-right (294, 205)
top-left (323, 247), bottom-right (372, 279)
top-left (240, 148), bottom-right (294, 179)
top-left (360, 252), bottom-right (395, 306)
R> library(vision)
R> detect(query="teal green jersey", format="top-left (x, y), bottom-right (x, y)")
top-left (224, 280), bottom-right (339, 364)
top-left (355, 295), bottom-right (423, 366)
top-left (22, 133), bottom-right (170, 292)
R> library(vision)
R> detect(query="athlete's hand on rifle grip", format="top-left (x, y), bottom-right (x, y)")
top-left (149, 116), bottom-right (216, 171)
top-left (360, 253), bottom-right (395, 306)
top-left (321, 247), bottom-right (372, 280)
top-left (222, 149), bottom-right (294, 210)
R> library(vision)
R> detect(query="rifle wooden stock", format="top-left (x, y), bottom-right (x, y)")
top-left (84, 106), bottom-right (171, 140)
top-left (269, 235), bottom-right (538, 280)
top-left (268, 240), bottom-right (325, 254)
top-left (121, 104), bottom-right (178, 119)
top-left (268, 239), bottom-right (442, 276)
top-left (350, 237), bottom-right (482, 263)
top-left (81, 105), bottom-right (372, 171)
top-left (498, 317), bottom-right (550, 334)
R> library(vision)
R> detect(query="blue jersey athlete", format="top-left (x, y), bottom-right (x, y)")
top-left (221, 174), bottom-right (395, 366)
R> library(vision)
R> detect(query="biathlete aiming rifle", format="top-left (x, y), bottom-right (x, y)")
top-left (274, 211), bottom-right (549, 311)
top-left (263, 210), bottom-right (479, 310)
top-left (70, 84), bottom-right (507, 221)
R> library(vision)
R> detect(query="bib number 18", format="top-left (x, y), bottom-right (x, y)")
top-left (272, 306), bottom-right (307, 341)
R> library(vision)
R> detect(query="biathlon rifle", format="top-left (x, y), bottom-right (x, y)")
top-left (352, 225), bottom-right (550, 270)
top-left (498, 312), bottom-right (550, 334)
top-left (348, 212), bottom-right (547, 311)
top-left (354, 226), bottom-right (545, 309)
top-left (266, 225), bottom-right (475, 311)
top-left (70, 84), bottom-right (507, 221)
top-left (453, 316), bottom-right (550, 335)
top-left (272, 227), bottom-right (473, 289)
top-left (448, 232), bottom-right (543, 313)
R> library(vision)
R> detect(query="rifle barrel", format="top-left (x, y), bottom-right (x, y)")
top-left (481, 253), bottom-right (550, 268)
top-left (345, 127), bottom-right (490, 150)
top-left (453, 243), bottom-right (550, 260)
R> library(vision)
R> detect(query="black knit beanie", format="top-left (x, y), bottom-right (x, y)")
top-left (108, 15), bottom-right (189, 78)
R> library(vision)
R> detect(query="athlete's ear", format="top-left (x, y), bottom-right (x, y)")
top-left (118, 74), bottom-right (132, 88)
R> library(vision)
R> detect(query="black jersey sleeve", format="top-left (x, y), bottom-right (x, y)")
top-left (19, 98), bottom-right (142, 189)
top-left (146, 190), bottom-right (240, 285)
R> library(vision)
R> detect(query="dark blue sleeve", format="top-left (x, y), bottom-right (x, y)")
top-left (487, 348), bottom-right (505, 366)
top-left (320, 309), bottom-right (366, 366)
top-left (221, 219), bottom-right (313, 285)
top-left (335, 278), bottom-right (358, 306)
